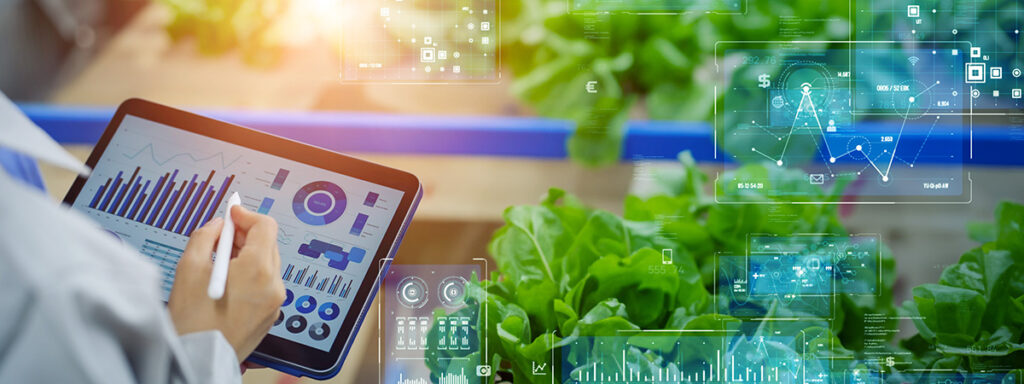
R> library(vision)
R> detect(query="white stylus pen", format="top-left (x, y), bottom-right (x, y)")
top-left (208, 192), bottom-right (241, 299)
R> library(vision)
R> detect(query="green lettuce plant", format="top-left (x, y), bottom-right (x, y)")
top-left (900, 203), bottom-right (1024, 371)
top-left (501, 0), bottom-right (851, 166)
top-left (425, 153), bottom-right (1023, 383)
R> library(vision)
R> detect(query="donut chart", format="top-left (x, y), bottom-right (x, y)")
top-left (296, 295), bottom-right (317, 314)
top-left (285, 315), bottom-right (307, 333)
top-left (318, 302), bottom-right (340, 321)
top-left (282, 289), bottom-right (294, 307)
top-left (292, 181), bottom-right (347, 226)
top-left (308, 322), bottom-right (331, 341)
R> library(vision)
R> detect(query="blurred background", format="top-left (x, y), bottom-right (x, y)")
top-left (2, 0), bottom-right (1023, 382)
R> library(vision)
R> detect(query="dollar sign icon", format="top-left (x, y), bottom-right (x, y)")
top-left (758, 74), bottom-right (771, 89)
top-left (885, 356), bottom-right (895, 367)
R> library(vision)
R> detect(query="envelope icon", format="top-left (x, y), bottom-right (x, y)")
top-left (809, 174), bottom-right (825, 184)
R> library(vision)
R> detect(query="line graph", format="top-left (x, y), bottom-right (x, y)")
top-left (750, 81), bottom-right (944, 182)
top-left (716, 42), bottom-right (969, 202)
top-left (123, 143), bottom-right (243, 169)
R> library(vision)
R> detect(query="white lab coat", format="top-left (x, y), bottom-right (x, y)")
top-left (0, 93), bottom-right (242, 383)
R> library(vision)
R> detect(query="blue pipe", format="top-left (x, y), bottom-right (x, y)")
top-left (17, 103), bottom-right (1023, 165)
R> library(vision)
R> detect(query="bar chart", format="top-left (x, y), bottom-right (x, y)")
top-left (282, 263), bottom-right (355, 298)
top-left (87, 166), bottom-right (235, 237)
top-left (562, 336), bottom-right (804, 384)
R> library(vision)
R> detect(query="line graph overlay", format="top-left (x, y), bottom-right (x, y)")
top-left (715, 42), bottom-right (970, 203)
top-left (123, 143), bottom-right (242, 169)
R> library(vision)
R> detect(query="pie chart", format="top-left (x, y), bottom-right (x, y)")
top-left (292, 181), bottom-right (346, 226)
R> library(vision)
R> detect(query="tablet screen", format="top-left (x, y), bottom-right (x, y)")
top-left (69, 114), bottom-right (405, 352)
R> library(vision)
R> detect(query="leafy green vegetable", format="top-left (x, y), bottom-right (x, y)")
top-left (431, 153), bottom-right (1024, 382)
top-left (501, 0), bottom-right (851, 166)
top-left (902, 202), bottom-right (1024, 371)
top-left (433, 153), bottom-right (906, 383)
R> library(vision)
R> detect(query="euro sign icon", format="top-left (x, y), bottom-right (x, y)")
top-left (758, 74), bottom-right (771, 88)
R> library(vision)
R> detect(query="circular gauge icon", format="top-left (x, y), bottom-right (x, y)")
top-left (282, 289), bottom-right (294, 307)
top-left (285, 315), bottom-right (307, 333)
top-left (776, 61), bottom-right (836, 114)
top-left (396, 276), bottom-right (428, 309)
top-left (308, 322), bottom-right (331, 341)
top-left (295, 295), bottom-right (317, 314)
top-left (292, 181), bottom-right (347, 226)
top-left (318, 302), bottom-right (340, 321)
top-left (274, 310), bottom-right (284, 326)
top-left (438, 276), bottom-right (468, 308)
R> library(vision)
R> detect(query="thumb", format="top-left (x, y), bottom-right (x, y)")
top-left (230, 204), bottom-right (262, 231)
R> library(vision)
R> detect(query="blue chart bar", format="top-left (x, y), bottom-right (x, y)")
top-left (271, 168), bottom-right (290, 190)
top-left (257, 197), bottom-right (275, 214)
top-left (109, 167), bottom-right (140, 215)
top-left (118, 180), bottom-right (142, 217)
top-left (201, 174), bottom-right (235, 226)
top-left (363, 192), bottom-right (379, 207)
top-left (339, 279), bottom-right (353, 298)
top-left (350, 213), bottom-right (369, 236)
top-left (89, 177), bottom-right (111, 208)
top-left (98, 170), bottom-right (123, 211)
top-left (184, 187), bottom-right (214, 235)
top-left (176, 171), bottom-right (214, 234)
top-left (147, 170), bottom-right (178, 225)
top-left (128, 180), bottom-right (150, 219)
top-left (88, 167), bottom-right (235, 237)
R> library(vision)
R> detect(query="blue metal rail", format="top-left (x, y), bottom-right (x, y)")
top-left (17, 103), bottom-right (1022, 165)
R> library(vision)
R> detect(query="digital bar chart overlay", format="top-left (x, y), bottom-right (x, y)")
top-left (88, 166), bottom-right (235, 237)
top-left (562, 336), bottom-right (805, 384)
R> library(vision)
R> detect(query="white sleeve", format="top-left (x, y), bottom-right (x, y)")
top-left (0, 266), bottom-right (242, 384)
top-left (178, 331), bottom-right (243, 384)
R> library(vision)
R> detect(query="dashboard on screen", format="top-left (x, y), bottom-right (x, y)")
top-left (68, 114), bottom-right (405, 352)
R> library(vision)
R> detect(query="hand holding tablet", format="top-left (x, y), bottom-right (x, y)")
top-left (64, 99), bottom-right (422, 379)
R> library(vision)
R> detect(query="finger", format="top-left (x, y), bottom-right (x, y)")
top-left (180, 217), bottom-right (224, 267)
top-left (233, 227), bottom-right (248, 252)
top-left (234, 213), bottom-right (278, 257)
top-left (230, 204), bottom-right (264, 232)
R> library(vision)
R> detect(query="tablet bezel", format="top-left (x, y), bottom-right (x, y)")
top-left (62, 98), bottom-right (422, 377)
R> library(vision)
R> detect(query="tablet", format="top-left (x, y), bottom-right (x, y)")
top-left (62, 99), bottom-right (422, 379)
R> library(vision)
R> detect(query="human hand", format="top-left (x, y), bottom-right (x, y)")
top-left (168, 205), bottom-right (286, 362)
